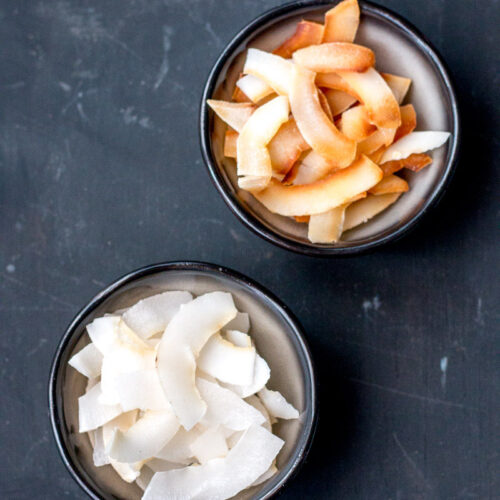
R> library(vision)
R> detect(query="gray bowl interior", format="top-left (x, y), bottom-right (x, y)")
top-left (208, 3), bottom-right (456, 249)
top-left (53, 267), bottom-right (314, 499)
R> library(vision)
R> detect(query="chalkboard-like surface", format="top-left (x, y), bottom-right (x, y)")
top-left (0, 1), bottom-right (498, 499)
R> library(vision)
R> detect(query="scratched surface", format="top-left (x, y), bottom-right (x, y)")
top-left (0, 0), bottom-right (499, 498)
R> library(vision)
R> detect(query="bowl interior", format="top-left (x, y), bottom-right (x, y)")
top-left (206, 2), bottom-right (457, 252)
top-left (52, 265), bottom-right (315, 499)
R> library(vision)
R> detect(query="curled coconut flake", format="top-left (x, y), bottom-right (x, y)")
top-left (380, 131), bottom-right (451, 163)
top-left (143, 424), bottom-right (284, 500)
top-left (197, 333), bottom-right (256, 386)
top-left (197, 378), bottom-right (265, 431)
top-left (258, 387), bottom-right (299, 420)
top-left (190, 426), bottom-right (229, 464)
top-left (122, 291), bottom-right (193, 339)
top-left (223, 312), bottom-right (250, 334)
top-left (78, 382), bottom-right (122, 433)
top-left (157, 292), bottom-right (237, 430)
top-left (107, 409), bottom-right (180, 463)
top-left (69, 342), bottom-right (103, 379)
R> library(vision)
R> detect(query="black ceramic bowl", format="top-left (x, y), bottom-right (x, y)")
top-left (200, 0), bottom-right (460, 256)
top-left (49, 262), bottom-right (317, 499)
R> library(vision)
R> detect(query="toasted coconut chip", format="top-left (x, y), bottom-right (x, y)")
top-left (394, 104), bottom-right (417, 142)
top-left (122, 291), bottom-right (193, 339)
top-left (223, 313), bottom-right (250, 335)
top-left (368, 147), bottom-right (386, 164)
top-left (252, 463), bottom-right (278, 487)
top-left (254, 155), bottom-right (382, 216)
top-left (155, 426), bottom-right (202, 464)
top-left (381, 131), bottom-right (450, 163)
top-left (147, 458), bottom-right (184, 472)
top-left (322, 0), bottom-right (360, 43)
top-left (136, 466), bottom-right (154, 491)
top-left (113, 369), bottom-right (170, 412)
top-left (258, 388), bottom-right (299, 420)
top-left (290, 64), bottom-right (356, 167)
top-left (190, 426), bottom-right (229, 464)
top-left (322, 88), bottom-right (357, 116)
top-left (273, 20), bottom-right (324, 58)
top-left (197, 378), bottom-right (265, 431)
top-left (369, 174), bottom-right (409, 195)
top-left (268, 118), bottom-right (310, 177)
top-left (243, 48), bottom-right (293, 96)
top-left (245, 395), bottom-right (272, 432)
top-left (143, 425), bottom-right (284, 500)
top-left (358, 127), bottom-right (395, 156)
top-left (206, 100), bottom-right (255, 133)
top-left (236, 74), bottom-right (274, 104)
top-left (237, 95), bottom-right (290, 187)
top-left (107, 410), bottom-right (180, 463)
top-left (69, 342), bottom-right (103, 379)
top-left (292, 151), bottom-right (335, 185)
top-left (382, 153), bottom-right (433, 175)
top-left (382, 73), bottom-right (412, 104)
top-left (238, 175), bottom-right (271, 192)
top-left (224, 129), bottom-right (238, 158)
top-left (339, 105), bottom-right (377, 141)
top-left (78, 382), bottom-right (122, 432)
top-left (308, 202), bottom-right (350, 243)
top-left (224, 353), bottom-right (271, 398)
top-left (317, 88), bottom-right (334, 122)
top-left (338, 68), bottom-right (401, 129)
top-left (158, 292), bottom-right (237, 430)
top-left (197, 332), bottom-right (256, 386)
top-left (316, 72), bottom-right (357, 96)
top-left (294, 215), bottom-right (310, 223)
top-left (293, 43), bottom-right (374, 73)
top-left (380, 126), bottom-right (398, 146)
top-left (344, 193), bottom-right (401, 230)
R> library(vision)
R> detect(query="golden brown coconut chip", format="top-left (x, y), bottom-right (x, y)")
top-left (273, 20), bottom-right (324, 58)
top-left (339, 105), bottom-right (377, 141)
top-left (369, 174), bottom-right (409, 195)
top-left (322, 0), bottom-right (360, 43)
top-left (253, 155), bottom-right (382, 216)
top-left (381, 73), bottom-right (412, 104)
top-left (207, 100), bottom-right (255, 133)
top-left (322, 88), bottom-right (357, 116)
top-left (290, 64), bottom-right (356, 167)
top-left (344, 192), bottom-right (401, 231)
top-left (293, 42), bottom-right (374, 73)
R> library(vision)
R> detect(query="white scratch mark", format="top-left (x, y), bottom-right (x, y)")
top-left (154, 26), bottom-right (173, 90)
top-left (348, 377), bottom-right (479, 411)
top-left (58, 81), bottom-right (72, 92)
top-left (475, 298), bottom-right (484, 326)
top-left (440, 356), bottom-right (448, 390)
top-left (229, 228), bottom-right (245, 242)
top-left (204, 21), bottom-right (223, 47)
top-left (362, 295), bottom-right (381, 313)
top-left (138, 117), bottom-right (153, 129)
top-left (122, 106), bottom-right (138, 125)
top-left (393, 433), bottom-right (432, 491)
top-left (76, 102), bottom-right (89, 123)
top-left (26, 338), bottom-right (48, 357)
top-left (6, 264), bottom-right (15, 274)
top-left (4, 81), bottom-right (26, 90)
top-left (92, 279), bottom-right (105, 287)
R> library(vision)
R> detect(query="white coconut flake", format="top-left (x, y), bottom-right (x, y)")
top-left (92, 427), bottom-right (110, 466)
top-left (380, 131), bottom-right (450, 163)
top-left (258, 388), bottom-right (299, 420)
top-left (190, 426), bottom-right (229, 464)
top-left (197, 333), bottom-right (256, 386)
top-left (245, 395), bottom-right (272, 432)
top-left (69, 342), bottom-right (103, 379)
top-left (157, 292), bottom-right (237, 430)
top-left (224, 354), bottom-right (271, 398)
top-left (155, 426), bottom-right (202, 464)
top-left (147, 458), bottom-right (184, 472)
top-left (78, 382), bottom-right (122, 432)
top-left (86, 316), bottom-right (121, 355)
top-left (107, 409), bottom-right (180, 463)
top-left (252, 463), bottom-right (278, 486)
top-left (123, 291), bottom-right (193, 339)
top-left (113, 369), bottom-right (170, 412)
top-left (143, 424), bottom-right (284, 500)
top-left (197, 378), bottom-right (265, 431)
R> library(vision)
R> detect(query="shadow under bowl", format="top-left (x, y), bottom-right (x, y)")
top-left (48, 261), bottom-right (317, 499)
top-left (200, 0), bottom-right (460, 256)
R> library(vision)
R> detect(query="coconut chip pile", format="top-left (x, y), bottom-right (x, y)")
top-left (208, 0), bottom-right (450, 243)
top-left (69, 290), bottom-right (299, 499)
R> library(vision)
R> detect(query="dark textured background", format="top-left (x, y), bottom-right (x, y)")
top-left (0, 0), bottom-right (499, 498)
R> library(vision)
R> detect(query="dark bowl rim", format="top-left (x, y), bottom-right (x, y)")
top-left (48, 260), bottom-right (318, 500)
top-left (199, 0), bottom-right (461, 257)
